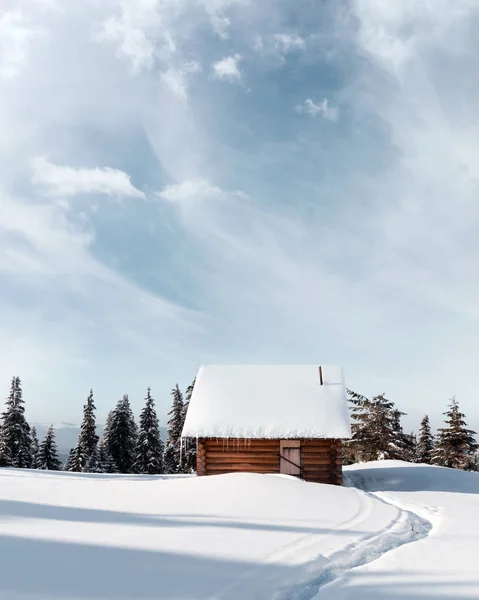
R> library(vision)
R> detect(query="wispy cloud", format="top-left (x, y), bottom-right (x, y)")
top-left (31, 157), bottom-right (145, 198)
top-left (160, 61), bottom-right (201, 102)
top-left (255, 33), bottom-right (306, 57)
top-left (0, 10), bottom-right (43, 79)
top-left (212, 53), bottom-right (242, 82)
top-left (295, 98), bottom-right (339, 121)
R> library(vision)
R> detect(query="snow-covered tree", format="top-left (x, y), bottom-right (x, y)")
top-left (66, 444), bottom-right (84, 472)
top-left (37, 426), bottom-right (61, 471)
top-left (1, 377), bottom-right (32, 468)
top-left (164, 385), bottom-right (184, 474)
top-left (0, 425), bottom-right (12, 468)
top-left (433, 397), bottom-right (478, 470)
top-left (417, 415), bottom-right (435, 464)
top-left (85, 445), bottom-right (102, 473)
top-left (105, 394), bottom-right (137, 473)
top-left (133, 388), bottom-right (164, 474)
top-left (75, 389), bottom-right (99, 470)
top-left (346, 390), bottom-right (405, 463)
top-left (63, 448), bottom-right (75, 471)
top-left (391, 409), bottom-right (417, 462)
top-left (30, 426), bottom-right (40, 469)
top-left (180, 379), bottom-right (196, 473)
top-left (98, 439), bottom-right (118, 473)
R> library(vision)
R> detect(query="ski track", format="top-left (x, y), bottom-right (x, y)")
top-left (275, 478), bottom-right (434, 600)
top-left (211, 483), bottom-right (433, 600)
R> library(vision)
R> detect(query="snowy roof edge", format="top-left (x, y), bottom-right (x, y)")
top-left (181, 364), bottom-right (351, 440)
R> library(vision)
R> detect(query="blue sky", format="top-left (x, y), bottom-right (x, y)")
top-left (1, 0), bottom-right (479, 433)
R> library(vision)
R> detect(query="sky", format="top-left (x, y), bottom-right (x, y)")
top-left (1, 0), bottom-right (479, 433)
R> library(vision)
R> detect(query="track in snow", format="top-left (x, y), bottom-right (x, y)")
top-left (275, 482), bottom-right (433, 600)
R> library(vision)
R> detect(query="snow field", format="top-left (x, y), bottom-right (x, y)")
top-left (1, 462), bottom-right (478, 599)
top-left (0, 467), bottom-right (404, 599)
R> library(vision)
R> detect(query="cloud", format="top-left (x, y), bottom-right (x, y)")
top-left (94, 0), bottom-right (176, 75)
top-left (159, 179), bottom-right (224, 203)
top-left (31, 157), bottom-right (145, 198)
top-left (199, 0), bottom-right (248, 39)
top-left (160, 61), bottom-right (201, 102)
top-left (0, 10), bottom-right (42, 79)
top-left (255, 33), bottom-right (306, 56)
top-left (212, 53), bottom-right (241, 82)
top-left (296, 98), bottom-right (339, 121)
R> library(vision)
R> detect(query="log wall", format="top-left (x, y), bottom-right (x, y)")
top-left (196, 438), bottom-right (343, 485)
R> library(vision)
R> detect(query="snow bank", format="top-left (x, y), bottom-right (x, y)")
top-left (0, 467), bottom-right (396, 600)
top-left (312, 461), bottom-right (479, 600)
top-left (182, 364), bottom-right (351, 439)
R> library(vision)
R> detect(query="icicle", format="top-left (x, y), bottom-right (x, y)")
top-left (180, 435), bottom-right (184, 467)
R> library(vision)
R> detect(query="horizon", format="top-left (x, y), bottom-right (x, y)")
top-left (2, 2), bottom-right (479, 434)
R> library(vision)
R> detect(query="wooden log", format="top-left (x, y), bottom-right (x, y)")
top-left (206, 464), bottom-right (279, 472)
top-left (205, 448), bottom-right (280, 455)
top-left (206, 456), bottom-right (279, 465)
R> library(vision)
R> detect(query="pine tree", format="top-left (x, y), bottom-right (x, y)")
top-left (346, 390), bottom-right (401, 462)
top-left (391, 409), bottom-right (417, 462)
top-left (417, 415), bottom-right (435, 464)
top-left (75, 390), bottom-right (99, 471)
top-left (98, 439), bottom-right (118, 473)
top-left (0, 425), bottom-right (12, 468)
top-left (133, 388), bottom-right (164, 474)
top-left (1, 377), bottom-right (32, 468)
top-left (67, 445), bottom-right (84, 472)
top-left (164, 384), bottom-right (184, 474)
top-left (37, 426), bottom-right (61, 470)
top-left (180, 379), bottom-right (196, 473)
top-left (105, 394), bottom-right (137, 473)
top-left (30, 426), bottom-right (40, 468)
top-left (433, 397), bottom-right (478, 470)
top-left (85, 445), bottom-right (102, 473)
top-left (63, 448), bottom-right (75, 471)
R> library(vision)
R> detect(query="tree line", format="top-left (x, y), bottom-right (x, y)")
top-left (0, 376), bottom-right (196, 474)
top-left (345, 390), bottom-right (479, 470)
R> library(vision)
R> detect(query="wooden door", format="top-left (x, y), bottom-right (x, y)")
top-left (280, 440), bottom-right (301, 476)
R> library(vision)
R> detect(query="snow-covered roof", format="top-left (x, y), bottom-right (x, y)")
top-left (182, 365), bottom-right (351, 439)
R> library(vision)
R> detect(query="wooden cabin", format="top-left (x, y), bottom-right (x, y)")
top-left (181, 364), bottom-right (351, 485)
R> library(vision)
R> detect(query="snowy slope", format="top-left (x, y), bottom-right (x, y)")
top-left (0, 468), bottom-right (406, 600)
top-left (0, 462), bottom-right (478, 599)
top-left (313, 461), bottom-right (479, 600)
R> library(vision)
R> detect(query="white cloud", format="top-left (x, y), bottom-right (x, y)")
top-left (296, 98), bottom-right (339, 121)
top-left (0, 10), bottom-right (42, 79)
top-left (274, 33), bottom-right (305, 53)
top-left (212, 53), bottom-right (241, 82)
top-left (160, 61), bottom-right (201, 101)
top-left (31, 157), bottom-right (145, 198)
top-left (199, 0), bottom-right (248, 39)
top-left (94, 0), bottom-right (177, 75)
top-left (159, 179), bottom-right (224, 203)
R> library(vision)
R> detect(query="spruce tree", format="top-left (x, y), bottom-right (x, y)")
top-left (417, 415), bottom-right (435, 464)
top-left (37, 426), bottom-right (61, 470)
top-left (67, 445), bottom-right (84, 472)
top-left (1, 377), bottom-right (32, 468)
top-left (0, 425), bottom-right (12, 468)
top-left (181, 379), bottom-right (197, 473)
top-left (63, 448), bottom-right (75, 471)
top-left (85, 445), bottom-right (102, 473)
top-left (164, 384), bottom-right (184, 474)
top-left (105, 394), bottom-right (137, 473)
top-left (433, 397), bottom-right (478, 470)
top-left (346, 390), bottom-right (400, 462)
top-left (75, 390), bottom-right (99, 471)
top-left (98, 438), bottom-right (118, 473)
top-left (133, 388), bottom-right (164, 474)
top-left (30, 427), bottom-right (40, 468)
